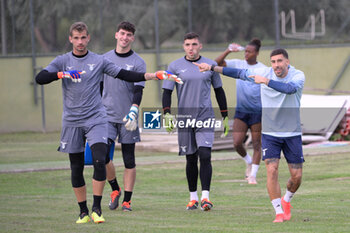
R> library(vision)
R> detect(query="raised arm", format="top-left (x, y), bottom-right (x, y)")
top-left (215, 42), bottom-right (243, 67)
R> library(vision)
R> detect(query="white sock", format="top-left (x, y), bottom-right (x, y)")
top-left (190, 191), bottom-right (198, 201)
top-left (283, 190), bottom-right (295, 203)
top-left (271, 198), bottom-right (284, 214)
top-left (250, 164), bottom-right (259, 177)
top-left (242, 153), bottom-right (252, 165)
top-left (201, 190), bottom-right (209, 201)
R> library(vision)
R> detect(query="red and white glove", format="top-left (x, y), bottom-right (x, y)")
top-left (155, 71), bottom-right (183, 84)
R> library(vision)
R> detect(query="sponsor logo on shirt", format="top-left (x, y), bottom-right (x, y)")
top-left (66, 66), bottom-right (73, 70)
top-left (180, 146), bottom-right (187, 153)
top-left (125, 64), bottom-right (134, 71)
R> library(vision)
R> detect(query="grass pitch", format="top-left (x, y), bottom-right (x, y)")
top-left (0, 132), bottom-right (350, 232)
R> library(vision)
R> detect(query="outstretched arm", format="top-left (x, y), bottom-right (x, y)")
top-left (36, 70), bottom-right (84, 84)
top-left (193, 62), bottom-right (224, 73)
top-left (193, 62), bottom-right (250, 81)
top-left (115, 70), bottom-right (183, 84)
top-left (249, 75), bottom-right (299, 94)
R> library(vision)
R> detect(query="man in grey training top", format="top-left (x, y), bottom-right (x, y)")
top-left (162, 32), bottom-right (229, 211)
top-left (102, 21), bottom-right (146, 212)
top-left (35, 22), bottom-right (181, 224)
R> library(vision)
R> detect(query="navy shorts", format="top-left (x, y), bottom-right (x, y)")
top-left (234, 110), bottom-right (261, 127)
top-left (262, 134), bottom-right (304, 164)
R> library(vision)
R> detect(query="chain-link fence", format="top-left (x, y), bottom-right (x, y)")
top-left (1, 0), bottom-right (350, 56)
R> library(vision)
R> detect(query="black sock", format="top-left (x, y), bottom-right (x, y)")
top-left (78, 200), bottom-right (89, 215)
top-left (108, 178), bottom-right (120, 191)
top-left (123, 191), bottom-right (133, 203)
top-left (92, 195), bottom-right (102, 211)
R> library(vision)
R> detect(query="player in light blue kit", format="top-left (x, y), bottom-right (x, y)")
top-left (194, 48), bottom-right (305, 223)
top-left (35, 22), bottom-right (182, 224)
top-left (102, 21), bottom-right (146, 212)
top-left (215, 38), bottom-right (266, 184)
top-left (162, 32), bottom-right (229, 211)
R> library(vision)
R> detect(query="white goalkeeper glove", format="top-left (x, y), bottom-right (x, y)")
top-left (123, 105), bottom-right (139, 131)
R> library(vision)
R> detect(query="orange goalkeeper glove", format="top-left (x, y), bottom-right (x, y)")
top-left (155, 71), bottom-right (183, 84)
top-left (57, 70), bottom-right (85, 83)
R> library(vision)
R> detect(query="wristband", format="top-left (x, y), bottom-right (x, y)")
top-left (211, 64), bottom-right (216, 71)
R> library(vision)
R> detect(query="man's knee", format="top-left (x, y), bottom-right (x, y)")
top-left (291, 172), bottom-right (302, 184)
top-left (233, 140), bottom-right (243, 149)
top-left (90, 143), bottom-right (108, 181)
top-left (105, 138), bottom-right (115, 164)
top-left (198, 147), bottom-right (211, 163)
top-left (251, 139), bottom-right (261, 152)
top-left (122, 143), bottom-right (136, 169)
top-left (265, 159), bottom-right (279, 176)
top-left (186, 151), bottom-right (198, 164)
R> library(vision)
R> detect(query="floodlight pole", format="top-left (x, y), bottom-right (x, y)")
top-left (187, 0), bottom-right (193, 32)
top-left (30, 0), bottom-right (46, 132)
top-left (274, 0), bottom-right (280, 48)
top-left (1, 0), bottom-right (7, 55)
top-left (154, 0), bottom-right (162, 101)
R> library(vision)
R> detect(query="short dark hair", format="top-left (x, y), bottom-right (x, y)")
top-left (184, 32), bottom-right (200, 41)
top-left (270, 48), bottom-right (289, 59)
top-left (248, 38), bottom-right (261, 52)
top-left (117, 21), bottom-right (136, 34)
top-left (70, 22), bottom-right (89, 36)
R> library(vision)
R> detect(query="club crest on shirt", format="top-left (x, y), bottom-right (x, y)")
top-left (125, 64), bottom-right (134, 71)
top-left (87, 64), bottom-right (95, 71)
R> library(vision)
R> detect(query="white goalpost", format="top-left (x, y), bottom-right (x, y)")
top-left (280, 9), bottom-right (326, 40)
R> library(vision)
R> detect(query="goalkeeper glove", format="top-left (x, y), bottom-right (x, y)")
top-left (164, 113), bottom-right (175, 133)
top-left (123, 105), bottom-right (139, 131)
top-left (221, 116), bottom-right (230, 138)
top-left (155, 71), bottom-right (183, 84)
top-left (57, 70), bottom-right (85, 83)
